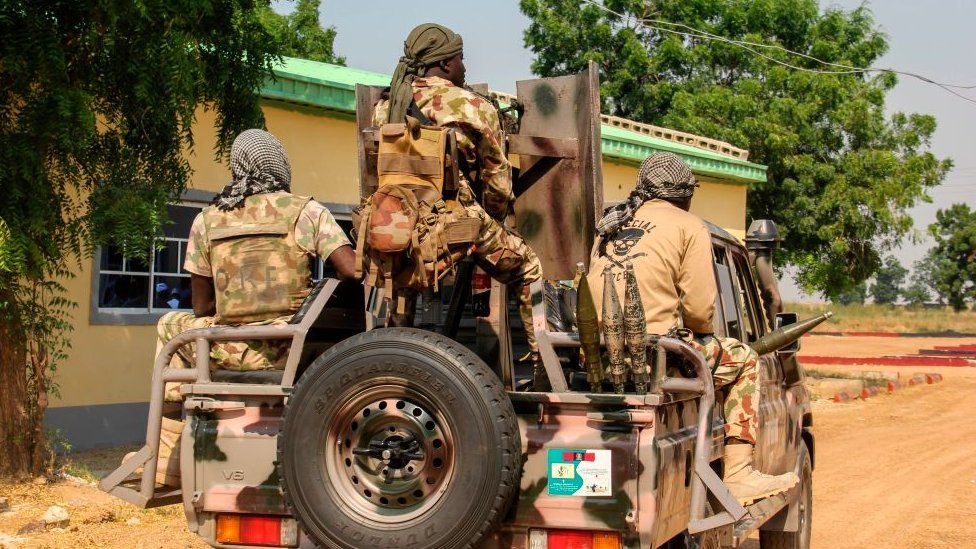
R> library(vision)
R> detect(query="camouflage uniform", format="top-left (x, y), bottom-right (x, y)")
top-left (158, 192), bottom-right (350, 400)
top-left (373, 76), bottom-right (542, 349)
top-left (689, 336), bottom-right (760, 445)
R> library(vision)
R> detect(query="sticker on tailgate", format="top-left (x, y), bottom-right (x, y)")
top-left (546, 449), bottom-right (612, 497)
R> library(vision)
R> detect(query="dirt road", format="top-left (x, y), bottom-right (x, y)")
top-left (2, 338), bottom-right (975, 548)
top-left (806, 368), bottom-right (976, 548)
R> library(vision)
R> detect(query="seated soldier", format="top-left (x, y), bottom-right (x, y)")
top-left (146, 129), bottom-right (356, 486)
top-left (587, 152), bottom-right (799, 505)
top-left (370, 23), bottom-right (545, 384)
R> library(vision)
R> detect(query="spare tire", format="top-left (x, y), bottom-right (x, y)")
top-left (278, 328), bottom-right (521, 549)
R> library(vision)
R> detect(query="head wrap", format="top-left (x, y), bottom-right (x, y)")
top-left (387, 23), bottom-right (463, 123)
top-left (596, 152), bottom-right (698, 237)
top-left (214, 129), bottom-right (292, 210)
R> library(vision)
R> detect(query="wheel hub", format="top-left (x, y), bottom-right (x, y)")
top-left (353, 433), bottom-right (424, 471)
top-left (329, 388), bottom-right (455, 516)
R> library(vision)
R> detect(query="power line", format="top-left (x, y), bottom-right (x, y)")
top-left (578, 0), bottom-right (976, 105)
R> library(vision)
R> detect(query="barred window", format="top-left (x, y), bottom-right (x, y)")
top-left (95, 203), bottom-right (204, 314)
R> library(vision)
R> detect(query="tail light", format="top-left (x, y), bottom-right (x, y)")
top-left (216, 514), bottom-right (299, 546)
top-left (529, 528), bottom-right (622, 549)
top-left (472, 269), bottom-right (491, 292)
top-left (472, 267), bottom-right (491, 317)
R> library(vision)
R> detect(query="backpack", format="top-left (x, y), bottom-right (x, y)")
top-left (354, 115), bottom-right (480, 313)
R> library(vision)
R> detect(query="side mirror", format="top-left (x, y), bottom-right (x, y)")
top-left (774, 312), bottom-right (800, 355)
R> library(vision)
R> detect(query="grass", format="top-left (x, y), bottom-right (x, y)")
top-left (786, 302), bottom-right (976, 334)
top-left (57, 445), bottom-right (140, 483)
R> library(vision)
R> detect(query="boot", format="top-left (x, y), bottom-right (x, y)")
top-left (523, 352), bottom-right (550, 392)
top-left (124, 417), bottom-right (184, 487)
top-left (722, 443), bottom-right (799, 506)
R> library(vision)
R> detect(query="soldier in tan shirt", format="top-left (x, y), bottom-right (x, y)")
top-left (588, 152), bottom-right (797, 506)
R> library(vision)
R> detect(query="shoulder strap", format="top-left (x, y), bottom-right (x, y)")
top-left (408, 100), bottom-right (433, 126)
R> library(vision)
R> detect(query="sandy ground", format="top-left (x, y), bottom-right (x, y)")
top-left (806, 370), bottom-right (976, 547)
top-left (2, 336), bottom-right (974, 548)
top-left (802, 334), bottom-right (976, 359)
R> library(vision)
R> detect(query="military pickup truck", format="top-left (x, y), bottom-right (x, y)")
top-left (102, 64), bottom-right (820, 549)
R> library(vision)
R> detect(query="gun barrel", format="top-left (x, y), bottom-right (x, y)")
top-left (750, 312), bottom-right (833, 355)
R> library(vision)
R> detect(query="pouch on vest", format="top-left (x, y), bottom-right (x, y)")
top-left (356, 116), bottom-right (474, 307)
top-left (377, 117), bottom-right (450, 192)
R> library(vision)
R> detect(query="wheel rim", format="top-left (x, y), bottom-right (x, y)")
top-left (325, 384), bottom-right (456, 522)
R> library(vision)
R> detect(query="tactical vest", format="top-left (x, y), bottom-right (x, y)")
top-left (202, 192), bottom-right (312, 324)
top-left (354, 116), bottom-right (480, 311)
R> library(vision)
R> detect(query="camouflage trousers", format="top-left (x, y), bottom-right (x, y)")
top-left (156, 311), bottom-right (291, 401)
top-left (392, 186), bottom-right (543, 353)
top-left (689, 335), bottom-right (760, 445)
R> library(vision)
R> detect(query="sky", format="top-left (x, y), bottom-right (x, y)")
top-left (286, 1), bottom-right (975, 301)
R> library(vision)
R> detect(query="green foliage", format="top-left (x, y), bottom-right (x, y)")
top-left (833, 280), bottom-right (866, 306)
top-left (869, 256), bottom-right (907, 304)
top-left (926, 203), bottom-right (976, 311)
top-left (0, 0), bottom-right (278, 476)
top-left (901, 279), bottom-right (931, 308)
top-left (519, 0), bottom-right (951, 297)
top-left (258, 0), bottom-right (345, 64)
top-left (902, 258), bottom-right (938, 307)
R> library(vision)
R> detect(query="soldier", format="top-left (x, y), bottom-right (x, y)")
top-left (371, 23), bottom-right (545, 386)
top-left (146, 129), bottom-right (356, 486)
top-left (587, 152), bottom-right (799, 505)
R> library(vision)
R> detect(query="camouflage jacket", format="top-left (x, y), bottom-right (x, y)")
top-left (185, 192), bottom-right (351, 324)
top-left (373, 76), bottom-right (514, 221)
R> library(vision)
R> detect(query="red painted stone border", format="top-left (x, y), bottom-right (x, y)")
top-left (828, 373), bottom-right (942, 402)
top-left (799, 355), bottom-right (971, 367)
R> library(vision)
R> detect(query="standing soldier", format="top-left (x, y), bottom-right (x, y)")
top-left (146, 129), bottom-right (357, 486)
top-left (370, 23), bottom-right (545, 386)
top-left (587, 152), bottom-right (799, 505)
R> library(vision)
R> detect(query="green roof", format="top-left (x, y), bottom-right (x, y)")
top-left (261, 57), bottom-right (767, 184)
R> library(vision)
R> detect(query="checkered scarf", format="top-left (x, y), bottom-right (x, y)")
top-left (214, 129), bottom-right (292, 210)
top-left (596, 152), bottom-right (698, 237)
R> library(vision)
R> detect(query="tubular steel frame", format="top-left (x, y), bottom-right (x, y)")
top-left (98, 279), bottom-right (342, 508)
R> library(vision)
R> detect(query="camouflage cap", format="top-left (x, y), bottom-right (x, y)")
top-left (636, 152), bottom-right (699, 200)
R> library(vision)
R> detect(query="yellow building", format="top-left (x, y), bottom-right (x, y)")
top-left (47, 57), bottom-right (767, 448)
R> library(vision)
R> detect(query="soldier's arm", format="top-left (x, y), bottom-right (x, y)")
top-left (190, 274), bottom-right (216, 317)
top-left (678, 223), bottom-right (718, 334)
top-left (296, 201), bottom-right (359, 282)
top-left (327, 246), bottom-right (357, 281)
top-left (444, 96), bottom-right (514, 220)
top-left (183, 213), bottom-right (216, 317)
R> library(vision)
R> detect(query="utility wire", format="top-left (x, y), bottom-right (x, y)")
top-left (579, 0), bottom-right (976, 105)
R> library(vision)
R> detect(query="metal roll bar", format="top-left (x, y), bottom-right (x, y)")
top-left (100, 279), bottom-right (342, 508)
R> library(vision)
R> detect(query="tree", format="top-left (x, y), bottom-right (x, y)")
top-left (833, 281), bottom-right (867, 306)
top-left (926, 204), bottom-right (976, 311)
top-left (902, 258), bottom-right (939, 307)
top-left (258, 0), bottom-right (345, 64)
top-left (869, 256), bottom-right (907, 304)
top-left (901, 280), bottom-right (931, 308)
top-left (1, 1), bottom-right (277, 479)
top-left (519, 0), bottom-right (950, 298)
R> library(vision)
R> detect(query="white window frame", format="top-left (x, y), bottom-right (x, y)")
top-left (90, 193), bottom-right (212, 325)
